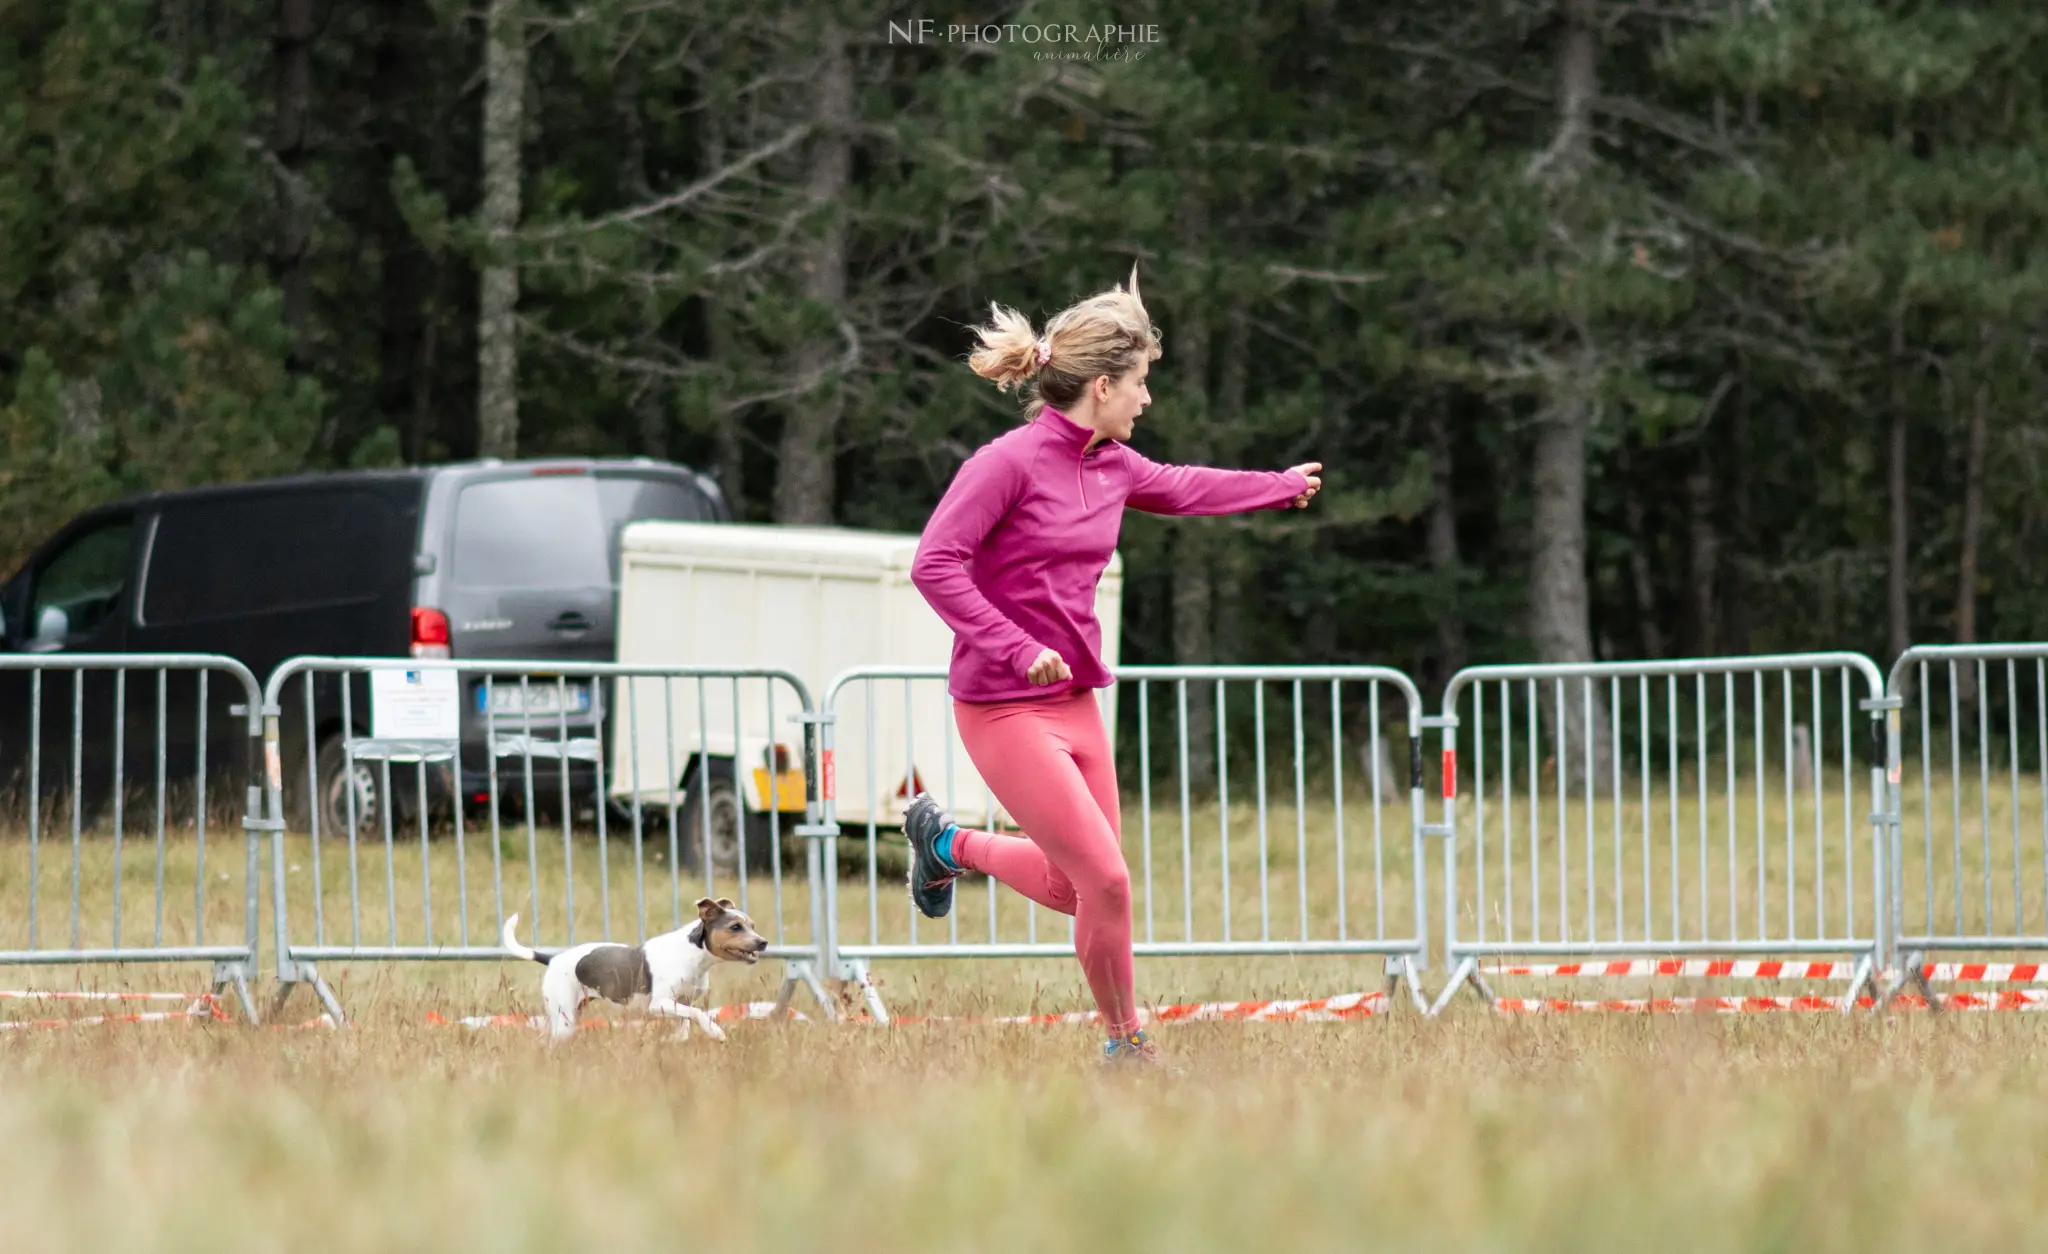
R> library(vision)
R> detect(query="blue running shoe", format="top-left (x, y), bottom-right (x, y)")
top-left (903, 792), bottom-right (962, 919)
top-left (1102, 1029), bottom-right (1162, 1065)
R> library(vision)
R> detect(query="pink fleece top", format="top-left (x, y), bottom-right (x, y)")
top-left (910, 408), bottom-right (1309, 703)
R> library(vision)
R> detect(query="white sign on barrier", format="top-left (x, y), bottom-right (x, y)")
top-left (370, 668), bottom-right (460, 740)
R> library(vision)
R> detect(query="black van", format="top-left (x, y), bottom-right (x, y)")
top-left (0, 458), bottom-right (727, 836)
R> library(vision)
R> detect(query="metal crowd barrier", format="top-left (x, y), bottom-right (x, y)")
top-left (813, 665), bottom-right (1432, 1021)
top-left (258, 657), bottom-right (833, 1024)
top-left (1883, 644), bottom-right (2048, 1001)
top-left (0, 655), bottom-right (263, 1021)
top-left (1428, 653), bottom-right (1892, 1014)
top-left (20, 641), bottom-right (2048, 1028)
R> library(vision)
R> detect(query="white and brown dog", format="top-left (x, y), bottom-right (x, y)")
top-left (500, 898), bottom-right (769, 1042)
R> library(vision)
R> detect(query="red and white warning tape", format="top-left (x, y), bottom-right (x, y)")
top-left (1481, 960), bottom-right (2048, 984)
top-left (0, 989), bottom-right (211, 1002)
top-left (1483, 960), bottom-right (1861, 980)
top-left (1497, 995), bottom-right (1851, 1014)
top-left (983, 990), bottom-right (1388, 1026)
top-left (431, 990), bottom-right (1392, 1032)
top-left (430, 1001), bottom-right (805, 1031)
top-left (1482, 963), bottom-right (2048, 983)
top-left (0, 992), bottom-right (230, 1031)
top-left (1496, 989), bottom-right (2048, 1013)
top-left (426, 978), bottom-right (2048, 1030)
top-left (1920, 963), bottom-right (2048, 983)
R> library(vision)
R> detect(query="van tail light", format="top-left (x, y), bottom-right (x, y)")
top-left (411, 607), bottom-right (452, 659)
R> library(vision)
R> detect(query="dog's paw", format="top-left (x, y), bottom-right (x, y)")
top-left (703, 1019), bottom-right (728, 1043)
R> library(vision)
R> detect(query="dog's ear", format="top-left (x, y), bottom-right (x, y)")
top-left (695, 897), bottom-right (722, 921)
top-left (714, 897), bottom-right (736, 911)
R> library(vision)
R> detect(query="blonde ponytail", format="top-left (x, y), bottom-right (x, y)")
top-left (966, 303), bottom-right (1042, 392)
top-left (967, 266), bottom-right (1162, 419)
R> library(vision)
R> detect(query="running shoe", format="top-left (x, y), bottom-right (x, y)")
top-left (903, 792), bottom-right (962, 919)
top-left (1102, 1029), bottom-right (1162, 1065)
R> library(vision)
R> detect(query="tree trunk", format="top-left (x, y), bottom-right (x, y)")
top-left (1425, 399), bottom-right (1468, 688)
top-left (164, 0), bottom-right (193, 77)
top-left (1530, 365), bottom-right (1611, 783)
top-left (699, 98), bottom-right (746, 515)
top-left (1886, 311), bottom-right (1909, 665)
top-left (1724, 353), bottom-right (1751, 655)
top-left (476, 0), bottom-right (526, 460)
top-left (1955, 333), bottom-right (1991, 706)
top-left (410, 298), bottom-right (440, 462)
top-left (772, 21), bottom-right (852, 525)
top-left (1528, 0), bottom-right (1612, 786)
top-left (373, 0), bottom-right (420, 461)
top-left (1957, 380), bottom-right (1988, 645)
top-left (612, 60), bottom-right (669, 461)
top-left (272, 0), bottom-right (313, 377)
top-left (1685, 448), bottom-right (1719, 657)
top-left (1615, 440), bottom-right (1664, 659)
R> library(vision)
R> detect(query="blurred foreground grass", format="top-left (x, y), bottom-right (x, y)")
top-left (3, 1004), bottom-right (2047, 1253)
top-left (4, 770), bottom-right (2048, 1252)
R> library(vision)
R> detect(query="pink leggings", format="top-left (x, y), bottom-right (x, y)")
top-left (951, 690), bottom-right (1136, 1038)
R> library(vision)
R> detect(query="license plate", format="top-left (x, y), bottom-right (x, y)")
top-left (477, 680), bottom-right (593, 718)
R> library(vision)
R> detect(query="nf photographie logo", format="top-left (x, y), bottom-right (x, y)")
top-left (887, 20), bottom-right (1161, 61)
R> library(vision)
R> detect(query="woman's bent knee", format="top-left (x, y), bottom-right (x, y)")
top-left (1086, 865), bottom-right (1132, 917)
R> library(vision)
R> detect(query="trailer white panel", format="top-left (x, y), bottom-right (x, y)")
top-left (612, 521), bottom-right (1121, 828)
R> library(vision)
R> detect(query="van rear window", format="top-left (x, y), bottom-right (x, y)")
top-left (598, 477), bottom-right (716, 529)
top-left (453, 474), bottom-right (718, 590)
top-left (597, 476), bottom-right (718, 579)
top-left (452, 478), bottom-right (610, 591)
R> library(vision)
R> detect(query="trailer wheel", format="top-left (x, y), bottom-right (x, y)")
top-left (676, 762), bottom-right (783, 877)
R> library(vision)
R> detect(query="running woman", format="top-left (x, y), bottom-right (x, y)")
top-left (905, 269), bottom-right (1321, 1063)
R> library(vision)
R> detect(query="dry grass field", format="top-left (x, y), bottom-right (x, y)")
top-left (6, 994), bottom-right (2048, 1252)
top-left (4, 769), bottom-right (2048, 1252)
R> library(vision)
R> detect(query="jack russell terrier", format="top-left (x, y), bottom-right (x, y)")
top-left (500, 898), bottom-right (769, 1042)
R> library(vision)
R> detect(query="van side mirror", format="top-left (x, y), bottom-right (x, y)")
top-left (28, 605), bottom-right (68, 652)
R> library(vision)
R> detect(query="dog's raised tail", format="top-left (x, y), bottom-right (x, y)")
top-left (500, 914), bottom-right (547, 964)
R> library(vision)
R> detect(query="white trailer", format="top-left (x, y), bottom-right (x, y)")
top-left (610, 521), bottom-right (1122, 830)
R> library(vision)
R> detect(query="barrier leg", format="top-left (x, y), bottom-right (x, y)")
top-left (273, 964), bottom-right (348, 1026)
top-left (771, 960), bottom-right (840, 1022)
top-left (1425, 955), bottom-right (1496, 1017)
top-left (1387, 955), bottom-right (1430, 1015)
top-left (1880, 949), bottom-right (1937, 1012)
top-left (1838, 954), bottom-right (1876, 1015)
top-left (841, 959), bottom-right (888, 1024)
top-left (213, 962), bottom-right (260, 1025)
top-left (305, 966), bottom-right (347, 1025)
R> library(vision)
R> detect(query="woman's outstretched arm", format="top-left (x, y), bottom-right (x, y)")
top-left (1125, 451), bottom-right (1319, 516)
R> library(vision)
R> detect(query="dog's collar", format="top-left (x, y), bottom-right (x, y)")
top-left (687, 922), bottom-right (709, 950)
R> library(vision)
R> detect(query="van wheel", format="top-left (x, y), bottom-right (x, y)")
top-left (675, 767), bottom-right (782, 877)
top-left (295, 732), bottom-right (390, 838)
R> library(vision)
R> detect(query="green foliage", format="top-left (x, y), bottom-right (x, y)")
top-left (0, 349), bottom-right (116, 571)
top-left (98, 252), bottom-right (323, 492)
top-left (0, 0), bottom-right (313, 574)
top-left (2, 0), bottom-right (2045, 682)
